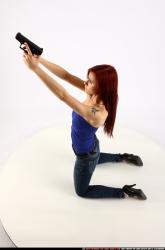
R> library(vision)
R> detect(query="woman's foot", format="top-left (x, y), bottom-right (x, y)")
top-left (122, 153), bottom-right (143, 166)
top-left (122, 184), bottom-right (147, 200)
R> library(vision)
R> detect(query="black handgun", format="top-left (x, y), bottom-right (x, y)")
top-left (15, 32), bottom-right (43, 55)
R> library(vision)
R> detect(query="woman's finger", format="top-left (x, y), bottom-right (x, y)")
top-left (24, 43), bottom-right (32, 56)
top-left (23, 53), bottom-right (28, 59)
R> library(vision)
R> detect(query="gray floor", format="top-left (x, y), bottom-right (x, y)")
top-left (0, 222), bottom-right (16, 247)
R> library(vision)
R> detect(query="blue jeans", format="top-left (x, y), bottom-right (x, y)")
top-left (72, 135), bottom-right (125, 199)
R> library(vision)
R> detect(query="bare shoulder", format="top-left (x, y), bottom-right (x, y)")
top-left (62, 91), bottom-right (108, 128)
top-left (85, 103), bottom-right (108, 128)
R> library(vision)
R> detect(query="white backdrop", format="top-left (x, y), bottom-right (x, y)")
top-left (0, 0), bottom-right (165, 246)
top-left (0, 0), bottom-right (165, 166)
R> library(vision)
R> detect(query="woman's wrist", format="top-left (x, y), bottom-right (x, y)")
top-left (39, 56), bottom-right (44, 64)
top-left (33, 66), bottom-right (40, 73)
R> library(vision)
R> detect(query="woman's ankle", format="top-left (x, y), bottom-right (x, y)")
top-left (124, 192), bottom-right (129, 198)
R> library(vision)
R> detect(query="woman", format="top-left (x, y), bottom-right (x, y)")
top-left (23, 42), bottom-right (147, 200)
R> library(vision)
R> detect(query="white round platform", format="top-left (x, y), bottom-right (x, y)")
top-left (0, 125), bottom-right (165, 247)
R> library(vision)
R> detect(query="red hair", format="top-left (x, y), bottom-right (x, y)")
top-left (87, 64), bottom-right (119, 138)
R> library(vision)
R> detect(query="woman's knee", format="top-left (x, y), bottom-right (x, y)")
top-left (74, 187), bottom-right (86, 197)
top-left (76, 192), bottom-right (85, 197)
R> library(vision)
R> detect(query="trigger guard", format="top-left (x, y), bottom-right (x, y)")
top-left (20, 44), bottom-right (27, 53)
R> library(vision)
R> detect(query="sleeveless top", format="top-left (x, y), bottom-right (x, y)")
top-left (71, 110), bottom-right (99, 154)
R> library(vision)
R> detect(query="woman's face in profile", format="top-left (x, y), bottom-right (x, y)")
top-left (84, 71), bottom-right (96, 95)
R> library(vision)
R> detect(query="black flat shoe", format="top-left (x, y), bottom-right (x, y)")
top-left (122, 153), bottom-right (143, 166)
top-left (122, 184), bottom-right (147, 200)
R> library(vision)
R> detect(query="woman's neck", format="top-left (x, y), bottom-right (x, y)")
top-left (89, 94), bottom-right (104, 106)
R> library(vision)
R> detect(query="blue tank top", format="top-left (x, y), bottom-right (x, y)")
top-left (71, 110), bottom-right (99, 154)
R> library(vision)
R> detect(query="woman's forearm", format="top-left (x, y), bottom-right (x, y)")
top-left (39, 57), bottom-right (69, 80)
top-left (33, 66), bottom-right (66, 100)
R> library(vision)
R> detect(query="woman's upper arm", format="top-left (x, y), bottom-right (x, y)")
top-left (65, 73), bottom-right (85, 92)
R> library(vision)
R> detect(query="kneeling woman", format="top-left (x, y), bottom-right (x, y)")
top-left (22, 42), bottom-right (147, 200)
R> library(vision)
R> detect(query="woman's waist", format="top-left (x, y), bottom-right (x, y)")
top-left (72, 135), bottom-right (99, 157)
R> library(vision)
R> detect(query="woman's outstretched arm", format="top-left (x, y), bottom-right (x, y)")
top-left (23, 43), bottom-right (66, 100)
top-left (22, 43), bottom-right (100, 125)
top-left (39, 57), bottom-right (69, 80)
top-left (33, 66), bottom-right (66, 100)
top-left (40, 57), bottom-right (85, 92)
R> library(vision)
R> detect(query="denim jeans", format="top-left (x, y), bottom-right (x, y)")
top-left (72, 135), bottom-right (125, 199)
